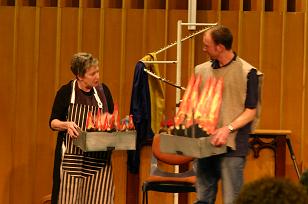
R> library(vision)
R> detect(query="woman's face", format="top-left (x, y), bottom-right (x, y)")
top-left (78, 65), bottom-right (100, 89)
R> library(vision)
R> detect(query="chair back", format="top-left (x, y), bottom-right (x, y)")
top-left (152, 134), bottom-right (193, 165)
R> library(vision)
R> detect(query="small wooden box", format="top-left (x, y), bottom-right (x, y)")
top-left (73, 131), bottom-right (136, 152)
top-left (160, 133), bottom-right (226, 158)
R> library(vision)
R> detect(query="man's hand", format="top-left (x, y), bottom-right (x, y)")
top-left (210, 126), bottom-right (230, 147)
top-left (209, 108), bottom-right (257, 147)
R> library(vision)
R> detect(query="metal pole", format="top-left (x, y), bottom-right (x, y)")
top-left (188, 0), bottom-right (197, 30)
top-left (286, 136), bottom-right (301, 179)
top-left (176, 20), bottom-right (182, 109)
top-left (154, 23), bottom-right (217, 55)
top-left (173, 20), bottom-right (183, 204)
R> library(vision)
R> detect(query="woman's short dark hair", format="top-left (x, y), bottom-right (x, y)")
top-left (70, 52), bottom-right (98, 77)
top-left (209, 25), bottom-right (233, 50)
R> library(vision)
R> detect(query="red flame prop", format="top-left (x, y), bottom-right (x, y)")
top-left (174, 74), bottom-right (224, 135)
top-left (85, 104), bottom-right (135, 132)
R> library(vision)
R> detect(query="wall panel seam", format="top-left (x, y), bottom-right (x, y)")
top-left (237, 0), bottom-right (243, 55)
top-left (301, 0), bottom-right (308, 170)
top-left (10, 3), bottom-right (19, 203)
top-left (119, 8), bottom-right (127, 114)
top-left (99, 7), bottom-right (105, 68)
top-left (54, 6), bottom-right (62, 91)
top-left (32, 6), bottom-right (40, 202)
top-left (280, 0), bottom-right (287, 129)
top-left (78, 3), bottom-right (83, 51)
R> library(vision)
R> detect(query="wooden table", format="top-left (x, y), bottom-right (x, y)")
top-left (249, 129), bottom-right (292, 177)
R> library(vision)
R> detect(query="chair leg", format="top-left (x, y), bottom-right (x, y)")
top-left (142, 190), bottom-right (147, 204)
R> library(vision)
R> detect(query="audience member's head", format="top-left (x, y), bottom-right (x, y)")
top-left (300, 169), bottom-right (308, 193)
top-left (235, 177), bottom-right (308, 204)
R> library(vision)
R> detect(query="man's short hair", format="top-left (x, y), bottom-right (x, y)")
top-left (209, 25), bottom-right (233, 50)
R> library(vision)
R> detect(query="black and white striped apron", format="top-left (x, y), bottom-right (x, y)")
top-left (58, 80), bottom-right (114, 204)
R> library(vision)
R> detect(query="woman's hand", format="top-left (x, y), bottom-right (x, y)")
top-left (50, 119), bottom-right (81, 139)
top-left (66, 121), bottom-right (81, 139)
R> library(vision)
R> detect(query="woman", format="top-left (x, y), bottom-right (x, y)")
top-left (49, 52), bottom-right (114, 204)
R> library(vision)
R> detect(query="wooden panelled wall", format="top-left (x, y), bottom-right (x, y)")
top-left (1, 0), bottom-right (308, 203)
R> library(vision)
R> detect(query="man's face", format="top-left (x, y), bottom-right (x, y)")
top-left (203, 32), bottom-right (220, 60)
top-left (79, 65), bottom-right (100, 88)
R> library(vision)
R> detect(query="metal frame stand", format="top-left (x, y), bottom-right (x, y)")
top-left (286, 136), bottom-right (301, 179)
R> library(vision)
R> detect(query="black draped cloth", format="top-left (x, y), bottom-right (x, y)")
top-left (128, 62), bottom-right (154, 173)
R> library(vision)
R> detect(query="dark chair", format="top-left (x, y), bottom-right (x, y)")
top-left (142, 134), bottom-right (196, 204)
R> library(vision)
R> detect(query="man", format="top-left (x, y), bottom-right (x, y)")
top-left (194, 25), bottom-right (262, 204)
